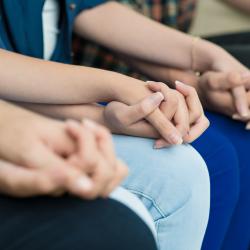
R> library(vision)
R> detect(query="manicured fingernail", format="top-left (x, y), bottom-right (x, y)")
top-left (240, 110), bottom-right (250, 118)
top-left (147, 92), bottom-right (164, 105)
top-left (175, 80), bottom-right (185, 87)
top-left (154, 140), bottom-right (166, 149)
top-left (82, 119), bottom-right (97, 129)
top-left (246, 123), bottom-right (250, 130)
top-left (232, 114), bottom-right (240, 120)
top-left (169, 134), bottom-right (183, 145)
top-left (74, 177), bottom-right (93, 192)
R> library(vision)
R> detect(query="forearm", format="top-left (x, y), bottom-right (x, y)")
top-left (14, 102), bottom-right (107, 125)
top-left (0, 49), bottom-right (154, 106)
top-left (0, 49), bottom-right (131, 104)
top-left (74, 2), bottom-right (221, 72)
top-left (122, 56), bottom-right (198, 88)
top-left (222, 0), bottom-right (250, 13)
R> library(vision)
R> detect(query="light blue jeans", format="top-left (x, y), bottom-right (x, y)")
top-left (113, 135), bottom-right (210, 250)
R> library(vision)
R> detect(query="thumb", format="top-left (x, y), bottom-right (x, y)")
top-left (124, 92), bottom-right (164, 124)
top-left (203, 71), bottom-right (243, 91)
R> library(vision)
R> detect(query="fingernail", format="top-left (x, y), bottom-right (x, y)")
top-left (74, 176), bottom-right (93, 192)
top-left (82, 119), bottom-right (97, 129)
top-left (169, 134), bottom-right (183, 145)
top-left (175, 80), bottom-right (185, 87)
top-left (240, 110), bottom-right (250, 118)
top-left (148, 92), bottom-right (164, 104)
top-left (232, 114), bottom-right (241, 120)
top-left (154, 140), bottom-right (166, 149)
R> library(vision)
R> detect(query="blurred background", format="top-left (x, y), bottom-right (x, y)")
top-left (190, 0), bottom-right (250, 36)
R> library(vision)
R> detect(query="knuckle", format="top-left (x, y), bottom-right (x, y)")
top-left (189, 86), bottom-right (198, 96)
top-left (179, 125), bottom-right (189, 136)
top-left (190, 110), bottom-right (202, 123)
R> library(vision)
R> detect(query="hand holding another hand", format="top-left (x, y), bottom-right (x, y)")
top-left (104, 80), bottom-right (209, 149)
top-left (0, 102), bottom-right (128, 199)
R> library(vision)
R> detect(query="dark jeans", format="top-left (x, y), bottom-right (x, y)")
top-left (0, 195), bottom-right (157, 250)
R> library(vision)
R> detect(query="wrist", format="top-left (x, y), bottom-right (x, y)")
top-left (111, 73), bottom-right (153, 105)
top-left (195, 39), bottom-right (225, 72)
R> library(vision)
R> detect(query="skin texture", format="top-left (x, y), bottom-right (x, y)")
top-left (0, 101), bottom-right (128, 199)
top-left (0, 2), bottom-right (247, 146)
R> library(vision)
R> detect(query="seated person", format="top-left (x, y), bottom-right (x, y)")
top-left (0, 100), bottom-right (158, 250)
top-left (73, 1), bottom-right (250, 250)
top-left (0, 0), bottom-right (221, 249)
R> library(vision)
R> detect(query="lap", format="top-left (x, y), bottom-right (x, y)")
top-left (113, 135), bottom-right (209, 220)
top-left (0, 193), bottom-right (156, 250)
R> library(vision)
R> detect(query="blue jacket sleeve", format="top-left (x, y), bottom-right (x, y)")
top-left (79, 0), bottom-right (106, 8)
top-left (0, 36), bottom-right (7, 50)
top-left (77, 0), bottom-right (107, 12)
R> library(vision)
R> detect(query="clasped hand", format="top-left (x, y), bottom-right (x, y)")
top-left (104, 80), bottom-right (209, 149)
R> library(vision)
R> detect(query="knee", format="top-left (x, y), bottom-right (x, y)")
top-left (110, 187), bottom-right (156, 237)
top-left (123, 143), bottom-right (210, 221)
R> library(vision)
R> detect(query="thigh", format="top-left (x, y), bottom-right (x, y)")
top-left (113, 135), bottom-right (209, 219)
top-left (191, 124), bottom-right (240, 250)
top-left (113, 135), bottom-right (210, 250)
top-left (0, 195), bottom-right (157, 250)
top-left (205, 111), bottom-right (250, 250)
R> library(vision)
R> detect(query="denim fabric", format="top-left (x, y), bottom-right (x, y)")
top-left (113, 135), bottom-right (210, 250)
top-left (110, 187), bottom-right (157, 238)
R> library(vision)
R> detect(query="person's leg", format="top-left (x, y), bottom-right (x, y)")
top-left (113, 135), bottom-right (210, 250)
top-left (205, 111), bottom-right (250, 250)
top-left (111, 187), bottom-right (157, 237)
top-left (191, 125), bottom-right (240, 250)
top-left (0, 192), bottom-right (157, 250)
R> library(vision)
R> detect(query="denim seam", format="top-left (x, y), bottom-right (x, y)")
top-left (124, 188), bottom-right (167, 218)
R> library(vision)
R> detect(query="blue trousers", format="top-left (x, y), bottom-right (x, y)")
top-left (192, 111), bottom-right (250, 250)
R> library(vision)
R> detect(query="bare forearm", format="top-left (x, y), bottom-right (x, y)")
top-left (14, 102), bottom-right (107, 125)
top-left (122, 57), bottom-right (198, 88)
top-left (0, 49), bottom-right (128, 104)
top-left (0, 49), bottom-right (154, 106)
top-left (74, 2), bottom-right (219, 72)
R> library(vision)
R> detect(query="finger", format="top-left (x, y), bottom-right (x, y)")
top-left (23, 142), bottom-right (98, 197)
top-left (232, 113), bottom-right (250, 122)
top-left (203, 71), bottom-right (243, 91)
top-left (175, 81), bottom-right (203, 124)
top-left (173, 93), bottom-right (190, 137)
top-left (123, 119), bottom-right (159, 138)
top-left (246, 121), bottom-right (250, 130)
top-left (123, 92), bottom-right (164, 124)
top-left (65, 120), bottom-right (98, 173)
top-left (154, 138), bottom-right (171, 149)
top-left (84, 159), bottom-right (115, 199)
top-left (148, 81), bottom-right (178, 120)
top-left (102, 159), bottom-right (128, 197)
top-left (0, 160), bottom-right (54, 197)
top-left (232, 86), bottom-right (250, 118)
top-left (83, 119), bottom-right (116, 170)
top-left (241, 72), bottom-right (250, 89)
top-left (147, 109), bottom-right (183, 145)
top-left (0, 160), bottom-right (92, 198)
top-left (183, 116), bottom-right (210, 143)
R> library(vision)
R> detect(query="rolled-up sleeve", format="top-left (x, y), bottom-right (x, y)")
top-left (76, 0), bottom-right (107, 14)
top-left (0, 36), bottom-right (7, 50)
